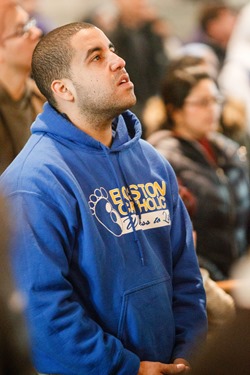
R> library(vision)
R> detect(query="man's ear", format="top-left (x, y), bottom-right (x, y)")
top-left (51, 79), bottom-right (75, 102)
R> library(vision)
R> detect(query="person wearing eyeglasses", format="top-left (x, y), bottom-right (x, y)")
top-left (0, 0), bottom-right (45, 174)
top-left (148, 64), bottom-right (250, 282)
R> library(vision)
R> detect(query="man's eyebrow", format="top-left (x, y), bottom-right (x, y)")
top-left (85, 43), bottom-right (116, 60)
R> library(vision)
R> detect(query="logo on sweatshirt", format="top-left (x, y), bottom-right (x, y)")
top-left (88, 181), bottom-right (171, 236)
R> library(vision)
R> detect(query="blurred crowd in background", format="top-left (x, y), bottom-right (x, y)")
top-left (34, 0), bottom-right (248, 39)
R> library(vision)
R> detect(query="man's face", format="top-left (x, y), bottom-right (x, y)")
top-left (0, 5), bottom-right (41, 72)
top-left (68, 27), bottom-right (136, 118)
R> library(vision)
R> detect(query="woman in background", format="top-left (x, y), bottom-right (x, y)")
top-left (148, 65), bottom-right (250, 280)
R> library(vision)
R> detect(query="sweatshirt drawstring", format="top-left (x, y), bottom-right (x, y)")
top-left (101, 145), bottom-right (145, 265)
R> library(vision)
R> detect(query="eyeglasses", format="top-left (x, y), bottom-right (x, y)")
top-left (184, 96), bottom-right (224, 108)
top-left (1, 18), bottom-right (37, 43)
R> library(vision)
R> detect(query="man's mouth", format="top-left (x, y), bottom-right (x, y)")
top-left (118, 73), bottom-right (130, 85)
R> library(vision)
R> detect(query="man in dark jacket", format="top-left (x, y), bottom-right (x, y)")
top-left (110, 0), bottom-right (168, 135)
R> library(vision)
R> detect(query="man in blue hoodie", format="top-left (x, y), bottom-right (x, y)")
top-left (0, 22), bottom-right (207, 374)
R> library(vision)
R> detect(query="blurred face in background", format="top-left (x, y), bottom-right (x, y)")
top-left (115, 0), bottom-right (157, 27)
top-left (207, 8), bottom-right (238, 47)
top-left (0, 3), bottom-right (42, 73)
top-left (173, 78), bottom-right (222, 140)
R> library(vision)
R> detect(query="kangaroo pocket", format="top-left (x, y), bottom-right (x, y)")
top-left (117, 276), bottom-right (175, 362)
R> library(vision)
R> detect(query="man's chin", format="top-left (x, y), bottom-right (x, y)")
top-left (117, 97), bottom-right (137, 112)
top-left (125, 96), bottom-right (137, 110)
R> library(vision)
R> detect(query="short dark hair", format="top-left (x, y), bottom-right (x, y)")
top-left (32, 22), bottom-right (95, 108)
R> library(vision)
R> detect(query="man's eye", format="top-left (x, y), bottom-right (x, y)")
top-left (15, 28), bottom-right (24, 37)
top-left (93, 55), bottom-right (101, 61)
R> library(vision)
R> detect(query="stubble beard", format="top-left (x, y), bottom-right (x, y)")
top-left (76, 86), bottom-right (137, 125)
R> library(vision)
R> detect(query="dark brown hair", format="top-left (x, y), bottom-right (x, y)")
top-left (161, 61), bottom-right (212, 128)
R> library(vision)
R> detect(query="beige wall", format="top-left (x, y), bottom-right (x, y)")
top-left (37, 0), bottom-right (248, 39)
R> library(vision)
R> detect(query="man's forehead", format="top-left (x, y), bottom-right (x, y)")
top-left (0, 4), bottom-right (27, 36)
top-left (71, 27), bottom-right (112, 54)
top-left (0, 4), bottom-right (16, 35)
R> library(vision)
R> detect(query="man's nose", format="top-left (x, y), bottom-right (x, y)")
top-left (110, 54), bottom-right (126, 71)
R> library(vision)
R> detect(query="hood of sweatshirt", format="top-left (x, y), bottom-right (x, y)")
top-left (30, 103), bottom-right (147, 264)
top-left (31, 103), bottom-right (142, 152)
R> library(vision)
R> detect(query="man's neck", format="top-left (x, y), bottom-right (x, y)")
top-left (0, 66), bottom-right (29, 100)
top-left (61, 109), bottom-right (114, 148)
top-left (82, 124), bottom-right (113, 147)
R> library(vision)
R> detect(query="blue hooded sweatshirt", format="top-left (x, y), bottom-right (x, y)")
top-left (0, 103), bottom-right (207, 375)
